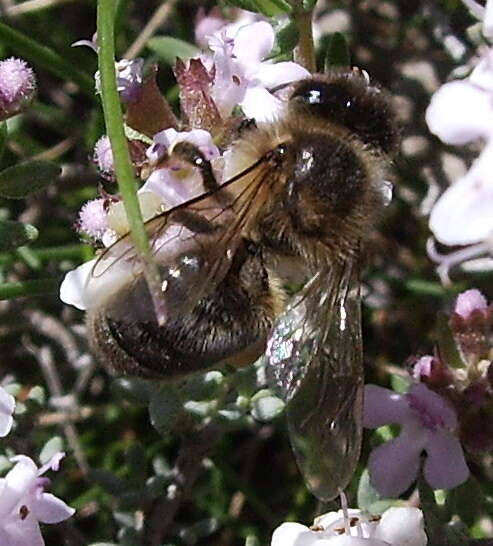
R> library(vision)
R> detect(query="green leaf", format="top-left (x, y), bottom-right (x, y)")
top-left (0, 22), bottom-right (94, 98)
top-left (250, 389), bottom-right (285, 421)
top-left (147, 36), bottom-right (199, 65)
top-left (446, 476), bottom-right (484, 527)
top-left (0, 122), bottom-right (6, 162)
top-left (302, 0), bottom-right (317, 9)
top-left (272, 20), bottom-right (299, 57)
top-left (111, 377), bottom-right (154, 404)
top-left (0, 221), bottom-right (38, 251)
top-left (435, 312), bottom-right (465, 369)
top-left (0, 160), bottom-right (61, 199)
top-left (148, 385), bottom-right (182, 435)
top-left (222, 0), bottom-right (291, 15)
top-left (126, 442), bottom-right (147, 484)
top-left (39, 436), bottom-right (64, 465)
top-left (357, 469), bottom-right (381, 511)
top-left (325, 32), bottom-right (351, 70)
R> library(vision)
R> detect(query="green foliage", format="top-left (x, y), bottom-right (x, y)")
top-left (147, 36), bottom-right (199, 65)
top-left (0, 160), bottom-right (60, 199)
top-left (0, 220), bottom-right (38, 251)
top-left (325, 32), bottom-right (351, 70)
top-left (222, 0), bottom-right (292, 16)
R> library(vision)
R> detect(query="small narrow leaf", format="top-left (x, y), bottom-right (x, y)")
top-left (254, 0), bottom-right (292, 16)
top-left (0, 160), bottom-right (61, 199)
top-left (325, 32), bottom-right (351, 71)
top-left (272, 20), bottom-right (299, 57)
top-left (0, 221), bottom-right (38, 252)
top-left (148, 385), bottom-right (182, 435)
top-left (147, 37), bottom-right (199, 65)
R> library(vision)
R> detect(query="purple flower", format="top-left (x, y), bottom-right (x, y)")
top-left (0, 453), bottom-right (75, 545)
top-left (363, 383), bottom-right (469, 497)
top-left (194, 7), bottom-right (227, 49)
top-left (207, 21), bottom-right (310, 121)
top-left (93, 135), bottom-right (114, 176)
top-left (454, 288), bottom-right (488, 319)
top-left (0, 58), bottom-right (36, 121)
top-left (115, 58), bottom-right (144, 103)
top-left (271, 507), bottom-right (428, 546)
top-left (0, 385), bottom-right (15, 438)
top-left (76, 198), bottom-right (109, 241)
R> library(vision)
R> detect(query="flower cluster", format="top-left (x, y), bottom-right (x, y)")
top-left (364, 288), bottom-right (493, 497)
top-left (426, 3), bottom-right (493, 283)
top-left (61, 17), bottom-right (309, 310)
top-left (0, 57), bottom-right (36, 122)
top-left (271, 506), bottom-right (427, 546)
top-left (0, 385), bottom-right (74, 545)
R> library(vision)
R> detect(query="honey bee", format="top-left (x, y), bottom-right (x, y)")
top-left (86, 69), bottom-right (398, 501)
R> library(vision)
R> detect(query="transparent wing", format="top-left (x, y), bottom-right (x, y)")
top-left (265, 260), bottom-right (363, 501)
top-left (84, 156), bottom-right (278, 321)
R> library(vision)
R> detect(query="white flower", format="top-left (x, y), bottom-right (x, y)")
top-left (207, 21), bottom-right (310, 121)
top-left (0, 453), bottom-right (75, 546)
top-left (271, 507), bottom-right (427, 546)
top-left (426, 46), bottom-right (493, 280)
top-left (0, 385), bottom-right (15, 437)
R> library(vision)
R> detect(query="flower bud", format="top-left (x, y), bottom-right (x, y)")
top-left (449, 289), bottom-right (493, 364)
top-left (0, 58), bottom-right (36, 121)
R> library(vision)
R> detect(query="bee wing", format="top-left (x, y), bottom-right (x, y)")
top-left (265, 261), bottom-right (363, 501)
top-left (85, 155), bottom-right (277, 321)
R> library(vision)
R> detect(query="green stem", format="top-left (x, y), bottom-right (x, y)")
top-left (97, 0), bottom-right (166, 325)
top-left (0, 244), bottom-right (92, 266)
top-left (0, 278), bottom-right (59, 300)
top-left (292, 2), bottom-right (316, 72)
top-left (0, 22), bottom-right (94, 98)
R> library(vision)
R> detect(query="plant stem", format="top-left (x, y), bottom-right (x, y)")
top-left (0, 278), bottom-right (58, 300)
top-left (292, 1), bottom-right (316, 72)
top-left (97, 0), bottom-right (166, 325)
top-left (0, 22), bottom-right (94, 97)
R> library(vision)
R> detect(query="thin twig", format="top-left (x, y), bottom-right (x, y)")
top-left (145, 424), bottom-right (222, 546)
top-left (23, 340), bottom-right (90, 476)
top-left (6, 0), bottom-right (74, 16)
top-left (124, 0), bottom-right (179, 60)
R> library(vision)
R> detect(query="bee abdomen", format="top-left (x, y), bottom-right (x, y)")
top-left (88, 247), bottom-right (284, 379)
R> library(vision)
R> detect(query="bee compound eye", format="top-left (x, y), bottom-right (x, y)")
top-left (292, 81), bottom-right (354, 113)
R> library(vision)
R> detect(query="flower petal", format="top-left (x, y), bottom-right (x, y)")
top-left (363, 384), bottom-right (410, 428)
top-left (256, 61), bottom-right (310, 89)
top-left (426, 81), bottom-right (493, 145)
top-left (271, 522), bottom-right (319, 546)
top-left (0, 386), bottom-right (15, 437)
top-left (374, 507), bottom-right (428, 546)
top-left (367, 426), bottom-right (425, 497)
top-left (2, 516), bottom-right (44, 546)
top-left (424, 430), bottom-right (469, 490)
top-left (31, 492), bottom-right (75, 524)
top-left (233, 21), bottom-right (274, 66)
top-left (240, 85), bottom-right (285, 121)
top-left (0, 456), bottom-right (38, 517)
top-left (429, 146), bottom-right (493, 245)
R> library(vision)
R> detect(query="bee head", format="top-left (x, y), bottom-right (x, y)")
top-left (289, 72), bottom-right (399, 156)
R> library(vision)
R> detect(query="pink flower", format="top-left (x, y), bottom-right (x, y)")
top-left (207, 21), bottom-right (310, 121)
top-left (0, 58), bottom-right (36, 121)
top-left (454, 288), bottom-right (488, 319)
top-left (0, 385), bottom-right (15, 438)
top-left (76, 198), bottom-right (109, 241)
top-left (93, 135), bottom-right (114, 176)
top-left (363, 383), bottom-right (469, 497)
top-left (0, 453), bottom-right (75, 546)
top-left (271, 507), bottom-right (427, 546)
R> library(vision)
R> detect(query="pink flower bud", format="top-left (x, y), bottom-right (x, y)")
top-left (454, 288), bottom-right (488, 319)
top-left (76, 198), bottom-right (109, 241)
top-left (93, 135), bottom-right (114, 176)
top-left (0, 57), bottom-right (36, 121)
